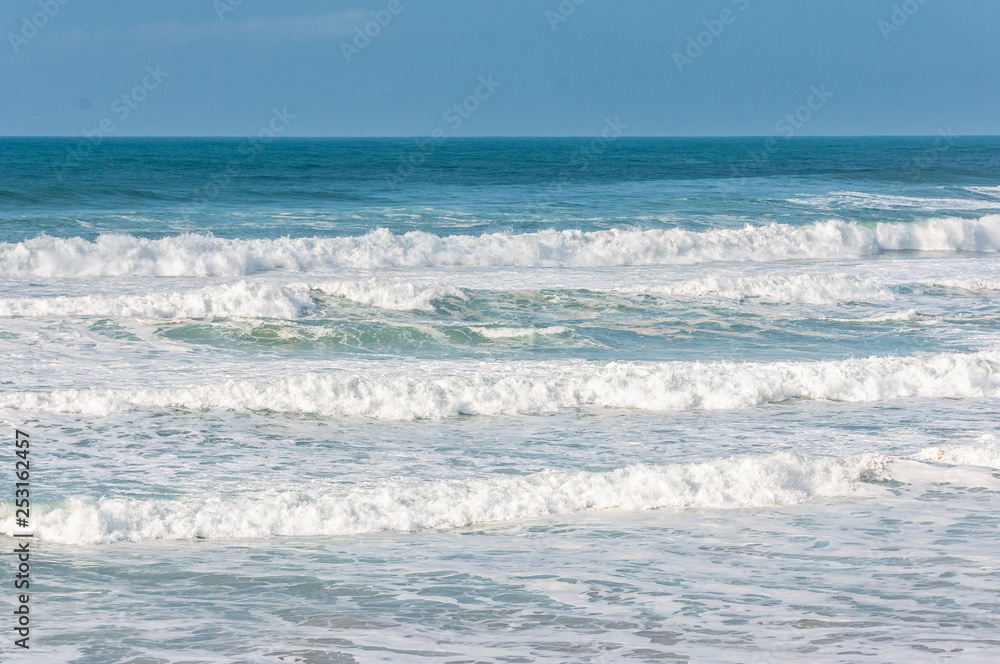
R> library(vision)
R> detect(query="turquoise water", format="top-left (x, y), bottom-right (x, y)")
top-left (2, 138), bottom-right (1000, 662)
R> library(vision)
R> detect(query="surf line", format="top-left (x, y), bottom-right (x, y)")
top-left (12, 428), bottom-right (31, 650)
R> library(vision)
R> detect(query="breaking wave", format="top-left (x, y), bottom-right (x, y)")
top-left (0, 279), bottom-right (462, 318)
top-left (469, 326), bottom-right (569, 339)
top-left (3, 216), bottom-right (1000, 276)
top-left (614, 273), bottom-right (894, 305)
top-left (924, 278), bottom-right (1000, 292)
top-left (788, 191), bottom-right (1000, 211)
top-left (912, 440), bottom-right (1000, 468)
top-left (3, 351), bottom-right (999, 419)
top-left (0, 452), bottom-right (890, 544)
top-left (311, 280), bottom-right (463, 311)
top-left (0, 282), bottom-right (313, 319)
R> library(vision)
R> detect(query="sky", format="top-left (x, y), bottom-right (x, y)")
top-left (1, 0), bottom-right (998, 137)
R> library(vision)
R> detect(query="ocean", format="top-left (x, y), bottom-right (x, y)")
top-left (1, 137), bottom-right (999, 662)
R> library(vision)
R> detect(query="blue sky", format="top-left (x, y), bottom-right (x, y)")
top-left (2, 0), bottom-right (998, 136)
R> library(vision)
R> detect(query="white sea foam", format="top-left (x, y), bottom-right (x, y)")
top-left (311, 279), bottom-right (463, 311)
top-left (852, 309), bottom-right (922, 323)
top-left (0, 282), bottom-right (315, 319)
top-left (0, 452), bottom-right (890, 544)
top-left (912, 441), bottom-right (1000, 468)
top-left (616, 274), bottom-right (893, 305)
top-left (789, 191), bottom-right (999, 211)
top-left (3, 216), bottom-right (1000, 276)
top-left (0, 279), bottom-right (461, 318)
top-left (873, 215), bottom-right (1000, 251)
top-left (4, 352), bottom-right (999, 419)
top-left (924, 278), bottom-right (1000, 291)
top-left (469, 326), bottom-right (568, 339)
top-left (966, 185), bottom-right (1000, 199)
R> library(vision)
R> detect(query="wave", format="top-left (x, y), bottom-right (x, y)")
top-left (4, 216), bottom-right (1000, 276)
top-left (614, 273), bottom-right (894, 305)
top-left (923, 278), bottom-right (1000, 292)
top-left (0, 279), bottom-right (461, 318)
top-left (912, 440), bottom-right (1000, 468)
top-left (850, 309), bottom-right (922, 323)
top-left (0, 452), bottom-right (889, 544)
top-left (469, 326), bottom-right (569, 339)
top-left (311, 279), bottom-right (463, 311)
top-left (0, 282), bottom-right (314, 319)
top-left (966, 185), bottom-right (1000, 199)
top-left (788, 191), bottom-right (1000, 211)
top-left (4, 352), bottom-right (999, 419)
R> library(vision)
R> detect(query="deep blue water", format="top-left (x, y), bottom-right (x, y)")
top-left (2, 137), bottom-right (1000, 241)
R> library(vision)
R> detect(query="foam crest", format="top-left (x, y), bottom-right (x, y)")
top-left (790, 191), bottom-right (999, 211)
top-left (3, 216), bottom-right (1000, 276)
top-left (0, 452), bottom-right (889, 544)
top-left (967, 185), bottom-right (1000, 198)
top-left (925, 278), bottom-right (1000, 291)
top-left (874, 215), bottom-right (1000, 251)
top-left (469, 326), bottom-right (569, 339)
top-left (617, 273), bottom-right (893, 305)
top-left (4, 352), bottom-right (999, 419)
top-left (0, 279), bottom-right (462, 318)
top-left (912, 441), bottom-right (1000, 468)
top-left (852, 309), bottom-right (922, 323)
top-left (312, 279), bottom-right (463, 311)
top-left (0, 281), bottom-right (314, 319)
